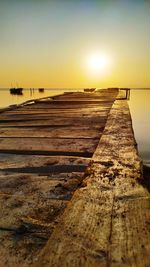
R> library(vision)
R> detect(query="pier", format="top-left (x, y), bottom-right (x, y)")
top-left (0, 89), bottom-right (149, 267)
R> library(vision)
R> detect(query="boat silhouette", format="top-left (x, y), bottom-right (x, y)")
top-left (10, 87), bottom-right (23, 95)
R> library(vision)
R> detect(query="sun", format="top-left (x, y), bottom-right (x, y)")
top-left (87, 52), bottom-right (110, 73)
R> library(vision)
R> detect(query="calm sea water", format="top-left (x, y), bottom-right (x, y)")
top-left (0, 88), bottom-right (83, 108)
top-left (128, 89), bottom-right (150, 166)
top-left (0, 88), bottom-right (149, 165)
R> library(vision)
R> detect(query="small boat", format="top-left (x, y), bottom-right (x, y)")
top-left (10, 87), bottom-right (23, 95)
top-left (38, 88), bottom-right (44, 92)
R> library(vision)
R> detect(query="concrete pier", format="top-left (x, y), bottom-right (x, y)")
top-left (0, 89), bottom-right (149, 267)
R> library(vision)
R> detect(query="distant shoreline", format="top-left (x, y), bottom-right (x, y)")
top-left (0, 88), bottom-right (150, 90)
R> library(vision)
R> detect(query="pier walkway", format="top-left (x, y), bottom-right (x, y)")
top-left (0, 89), bottom-right (149, 267)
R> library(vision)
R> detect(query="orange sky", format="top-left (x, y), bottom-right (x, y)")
top-left (0, 0), bottom-right (150, 88)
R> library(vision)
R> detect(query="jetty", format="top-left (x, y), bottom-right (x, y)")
top-left (0, 88), bottom-right (149, 267)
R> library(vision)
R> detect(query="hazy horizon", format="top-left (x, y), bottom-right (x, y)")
top-left (0, 0), bottom-right (150, 88)
top-left (1, 87), bottom-right (150, 90)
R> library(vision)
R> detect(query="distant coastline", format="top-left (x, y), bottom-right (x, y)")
top-left (0, 87), bottom-right (150, 90)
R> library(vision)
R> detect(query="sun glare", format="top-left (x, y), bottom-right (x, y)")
top-left (87, 52), bottom-right (110, 74)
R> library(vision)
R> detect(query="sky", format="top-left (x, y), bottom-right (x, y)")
top-left (0, 0), bottom-right (150, 88)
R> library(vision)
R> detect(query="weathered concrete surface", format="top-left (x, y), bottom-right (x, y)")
top-left (32, 93), bottom-right (150, 267)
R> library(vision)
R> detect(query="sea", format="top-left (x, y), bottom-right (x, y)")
top-left (0, 88), bottom-right (149, 166)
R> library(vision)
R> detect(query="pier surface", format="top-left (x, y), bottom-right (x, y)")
top-left (0, 89), bottom-right (149, 267)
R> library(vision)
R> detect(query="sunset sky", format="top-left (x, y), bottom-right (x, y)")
top-left (0, 0), bottom-right (150, 88)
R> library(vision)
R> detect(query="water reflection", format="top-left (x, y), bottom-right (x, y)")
top-left (0, 88), bottom-right (83, 108)
top-left (30, 88), bottom-right (35, 97)
top-left (128, 89), bottom-right (150, 166)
